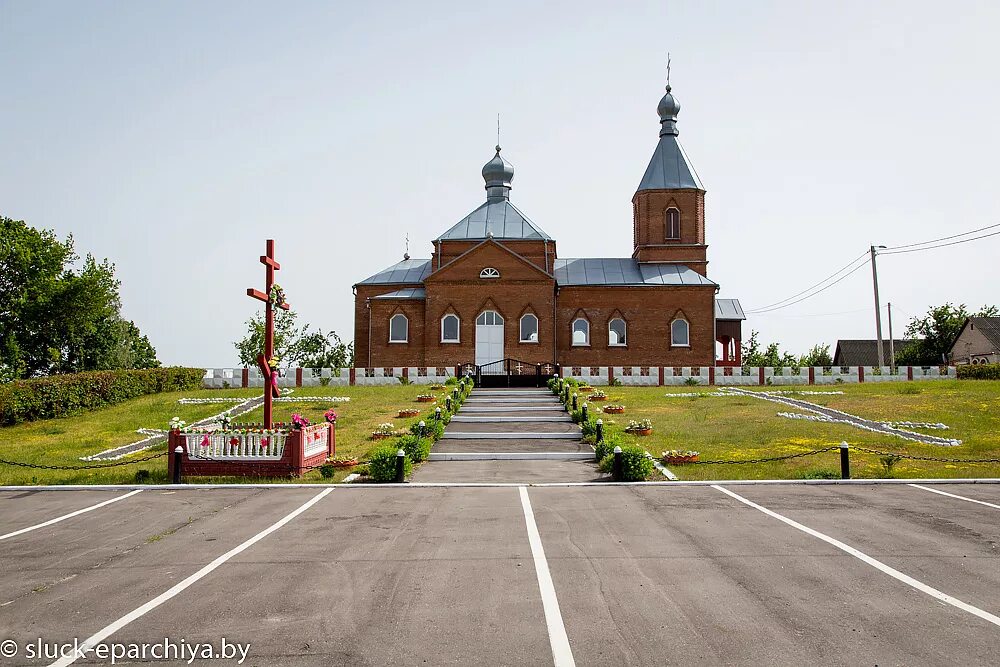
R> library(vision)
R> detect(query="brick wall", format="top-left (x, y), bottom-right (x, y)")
top-left (631, 188), bottom-right (707, 271)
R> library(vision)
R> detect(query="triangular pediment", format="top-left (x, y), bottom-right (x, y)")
top-left (425, 238), bottom-right (554, 283)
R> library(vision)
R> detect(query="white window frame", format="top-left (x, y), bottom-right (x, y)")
top-left (665, 207), bottom-right (681, 241)
top-left (671, 318), bottom-right (690, 347)
top-left (477, 310), bottom-right (504, 326)
top-left (608, 318), bottom-right (627, 347)
top-left (389, 313), bottom-right (409, 344)
top-left (519, 313), bottom-right (539, 343)
top-left (572, 318), bottom-right (590, 347)
top-left (441, 313), bottom-right (460, 343)
top-left (479, 267), bottom-right (501, 279)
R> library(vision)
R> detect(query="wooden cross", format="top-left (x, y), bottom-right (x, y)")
top-left (246, 239), bottom-right (290, 428)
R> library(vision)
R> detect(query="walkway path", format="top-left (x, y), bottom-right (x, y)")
top-left (412, 388), bottom-right (605, 482)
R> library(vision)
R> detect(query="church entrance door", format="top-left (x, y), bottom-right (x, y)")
top-left (475, 310), bottom-right (504, 366)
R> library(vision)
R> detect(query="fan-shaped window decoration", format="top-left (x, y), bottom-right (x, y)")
top-left (572, 318), bottom-right (590, 346)
top-left (666, 208), bottom-right (681, 240)
top-left (520, 314), bottom-right (539, 342)
top-left (609, 318), bottom-right (627, 346)
top-left (389, 314), bottom-right (408, 343)
top-left (480, 267), bottom-right (501, 279)
top-left (441, 314), bottom-right (460, 343)
top-left (671, 318), bottom-right (689, 347)
top-left (476, 310), bottom-right (504, 326)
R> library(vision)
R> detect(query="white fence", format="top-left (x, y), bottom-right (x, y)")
top-left (202, 365), bottom-right (956, 388)
top-left (182, 430), bottom-right (288, 459)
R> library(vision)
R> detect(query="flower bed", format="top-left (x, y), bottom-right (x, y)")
top-left (397, 408), bottom-right (421, 418)
top-left (663, 450), bottom-right (699, 464)
top-left (327, 456), bottom-right (359, 468)
top-left (588, 391), bottom-right (608, 401)
top-left (625, 419), bottom-right (653, 436)
top-left (372, 422), bottom-right (407, 439)
top-left (415, 394), bottom-right (436, 403)
top-left (603, 404), bottom-right (625, 414)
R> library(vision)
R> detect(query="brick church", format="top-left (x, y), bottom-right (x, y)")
top-left (353, 81), bottom-right (744, 373)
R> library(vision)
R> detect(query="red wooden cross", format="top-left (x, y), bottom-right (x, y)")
top-left (247, 239), bottom-right (290, 429)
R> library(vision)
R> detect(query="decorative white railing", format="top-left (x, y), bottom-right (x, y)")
top-left (182, 430), bottom-right (288, 459)
top-left (301, 424), bottom-right (329, 458)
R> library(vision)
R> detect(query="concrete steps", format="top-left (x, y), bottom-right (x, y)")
top-left (450, 415), bottom-right (572, 423)
top-left (442, 431), bottom-right (581, 440)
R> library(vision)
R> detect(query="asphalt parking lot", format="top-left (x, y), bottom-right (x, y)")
top-left (1, 482), bottom-right (999, 666)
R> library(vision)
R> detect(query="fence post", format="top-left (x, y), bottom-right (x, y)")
top-left (613, 445), bottom-right (623, 482)
top-left (172, 446), bottom-right (184, 484)
top-left (596, 418), bottom-right (604, 443)
top-left (840, 442), bottom-right (850, 479)
top-left (395, 449), bottom-right (406, 483)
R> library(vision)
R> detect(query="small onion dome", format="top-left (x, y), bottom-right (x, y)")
top-left (482, 145), bottom-right (514, 189)
top-left (657, 85), bottom-right (680, 137)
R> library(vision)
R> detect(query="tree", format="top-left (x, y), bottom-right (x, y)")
top-left (233, 308), bottom-right (353, 370)
top-left (0, 217), bottom-right (159, 380)
top-left (895, 302), bottom-right (999, 365)
top-left (741, 330), bottom-right (798, 370)
top-left (798, 344), bottom-right (833, 368)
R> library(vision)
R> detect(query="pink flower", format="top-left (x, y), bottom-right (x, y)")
top-left (324, 409), bottom-right (338, 423)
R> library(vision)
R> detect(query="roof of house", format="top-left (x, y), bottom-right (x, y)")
top-left (552, 258), bottom-right (716, 287)
top-left (968, 317), bottom-right (1000, 348)
top-left (715, 299), bottom-right (745, 320)
top-left (355, 258), bottom-right (431, 286)
top-left (833, 339), bottom-right (914, 366)
top-left (371, 288), bottom-right (426, 300)
top-left (435, 199), bottom-right (552, 241)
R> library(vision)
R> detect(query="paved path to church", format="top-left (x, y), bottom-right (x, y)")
top-left (412, 387), bottom-right (609, 483)
top-left (2, 483), bottom-right (999, 665)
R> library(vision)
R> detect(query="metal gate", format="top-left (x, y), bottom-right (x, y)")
top-left (475, 358), bottom-right (559, 388)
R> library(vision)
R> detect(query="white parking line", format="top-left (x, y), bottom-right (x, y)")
top-left (908, 484), bottom-right (1000, 510)
top-left (712, 485), bottom-right (1000, 629)
top-left (518, 486), bottom-right (575, 667)
top-left (0, 490), bottom-right (143, 542)
top-left (49, 488), bottom-right (333, 667)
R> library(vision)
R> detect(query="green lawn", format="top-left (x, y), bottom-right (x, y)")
top-left (0, 385), bottom-right (448, 485)
top-left (594, 380), bottom-right (1000, 480)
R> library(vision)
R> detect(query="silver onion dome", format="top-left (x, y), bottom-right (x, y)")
top-left (657, 85), bottom-right (680, 137)
top-left (482, 145), bottom-right (514, 201)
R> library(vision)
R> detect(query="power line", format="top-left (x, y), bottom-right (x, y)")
top-left (747, 257), bottom-right (871, 314)
top-left (881, 229), bottom-right (1000, 255)
top-left (884, 222), bottom-right (1000, 251)
top-left (745, 251), bottom-right (869, 313)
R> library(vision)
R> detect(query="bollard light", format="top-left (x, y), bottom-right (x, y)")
top-left (435, 407), bottom-right (442, 421)
top-left (612, 445), bottom-right (623, 482)
top-left (418, 420), bottom-right (426, 438)
top-left (395, 448), bottom-right (406, 483)
top-left (172, 445), bottom-right (184, 484)
top-left (582, 402), bottom-right (588, 422)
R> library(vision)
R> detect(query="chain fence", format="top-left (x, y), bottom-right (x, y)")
top-left (0, 451), bottom-right (168, 471)
top-left (683, 444), bottom-right (1000, 467)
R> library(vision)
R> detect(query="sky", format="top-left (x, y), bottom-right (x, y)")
top-left (2, 0), bottom-right (998, 367)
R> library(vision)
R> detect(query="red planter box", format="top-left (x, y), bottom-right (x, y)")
top-left (168, 423), bottom-right (335, 479)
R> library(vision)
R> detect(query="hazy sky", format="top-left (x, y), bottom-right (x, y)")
top-left (2, 0), bottom-right (998, 367)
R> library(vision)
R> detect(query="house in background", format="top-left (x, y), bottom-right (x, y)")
top-left (948, 317), bottom-right (1000, 364)
top-left (833, 339), bottom-right (914, 367)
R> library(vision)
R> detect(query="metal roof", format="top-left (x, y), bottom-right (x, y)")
top-left (967, 317), bottom-right (1000, 350)
top-left (715, 298), bottom-right (746, 320)
top-left (436, 200), bottom-right (552, 241)
top-left (552, 259), bottom-right (716, 287)
top-left (637, 135), bottom-right (704, 191)
top-left (355, 258), bottom-right (431, 286)
top-left (833, 340), bottom-right (914, 367)
top-left (372, 288), bottom-right (426, 300)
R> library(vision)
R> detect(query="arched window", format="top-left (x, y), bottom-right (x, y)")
top-left (476, 310), bottom-right (504, 326)
top-left (389, 313), bottom-right (408, 343)
top-left (665, 208), bottom-right (681, 241)
top-left (479, 267), bottom-right (501, 279)
top-left (671, 318), bottom-right (689, 347)
top-left (520, 314), bottom-right (539, 342)
top-left (572, 318), bottom-right (590, 346)
top-left (441, 314), bottom-right (460, 343)
top-left (608, 318), bottom-right (627, 346)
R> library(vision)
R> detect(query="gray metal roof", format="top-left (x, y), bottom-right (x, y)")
top-left (436, 200), bottom-right (552, 241)
top-left (355, 258), bottom-right (431, 286)
top-left (967, 317), bottom-right (1000, 350)
top-left (637, 135), bottom-right (704, 191)
top-left (715, 298), bottom-right (746, 320)
top-left (372, 287), bottom-right (426, 300)
top-left (553, 258), bottom-right (716, 287)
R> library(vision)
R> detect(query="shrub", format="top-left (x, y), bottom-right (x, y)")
top-left (445, 376), bottom-right (458, 386)
top-left (368, 445), bottom-right (411, 482)
top-left (956, 363), bottom-right (1000, 380)
top-left (796, 469), bottom-right (840, 480)
top-left (409, 419), bottom-right (445, 441)
top-left (683, 377), bottom-right (700, 386)
top-left (397, 434), bottom-right (433, 463)
top-left (319, 463), bottom-right (336, 478)
top-left (594, 432), bottom-right (623, 462)
top-left (0, 367), bottom-right (205, 425)
top-left (598, 444), bottom-right (654, 481)
top-left (134, 469), bottom-right (151, 483)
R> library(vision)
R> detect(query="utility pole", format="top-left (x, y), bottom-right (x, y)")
top-left (887, 302), bottom-right (895, 373)
top-left (871, 245), bottom-right (887, 368)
